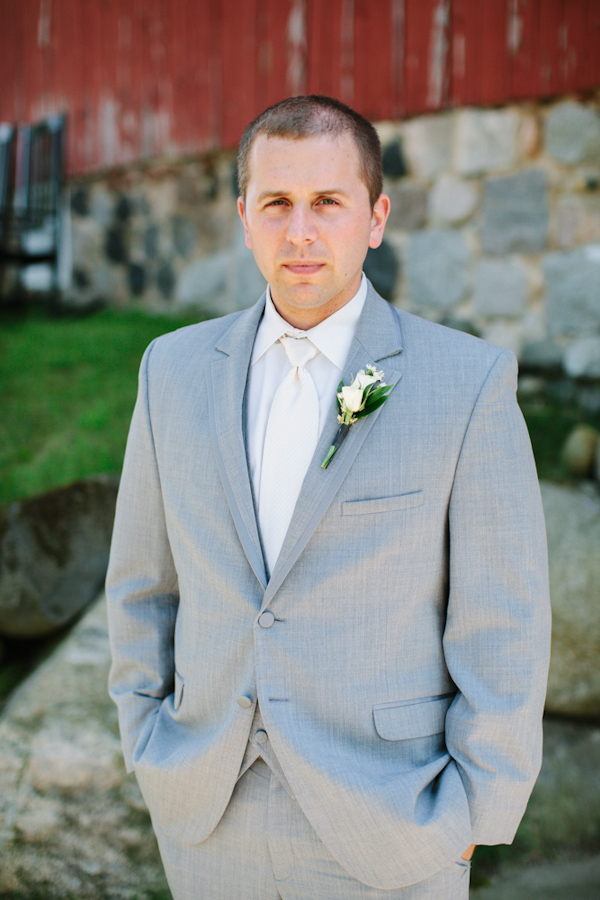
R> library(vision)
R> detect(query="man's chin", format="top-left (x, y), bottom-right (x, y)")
top-left (273, 286), bottom-right (331, 312)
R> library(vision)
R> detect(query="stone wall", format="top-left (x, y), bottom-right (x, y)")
top-left (64, 94), bottom-right (600, 380)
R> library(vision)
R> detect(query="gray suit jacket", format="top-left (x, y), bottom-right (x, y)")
top-left (106, 283), bottom-right (551, 890)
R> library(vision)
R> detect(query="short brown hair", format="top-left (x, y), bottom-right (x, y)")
top-left (237, 95), bottom-right (383, 208)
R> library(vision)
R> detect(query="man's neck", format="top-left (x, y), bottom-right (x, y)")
top-left (269, 275), bottom-right (363, 330)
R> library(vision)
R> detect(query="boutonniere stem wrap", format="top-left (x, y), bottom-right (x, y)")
top-left (321, 366), bottom-right (395, 468)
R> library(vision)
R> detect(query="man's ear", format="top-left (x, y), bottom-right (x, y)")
top-left (237, 197), bottom-right (252, 249)
top-left (368, 193), bottom-right (391, 249)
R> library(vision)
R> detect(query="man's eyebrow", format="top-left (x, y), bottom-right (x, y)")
top-left (256, 188), bottom-right (351, 202)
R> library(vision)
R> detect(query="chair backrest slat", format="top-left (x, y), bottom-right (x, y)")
top-left (0, 114), bottom-right (66, 301)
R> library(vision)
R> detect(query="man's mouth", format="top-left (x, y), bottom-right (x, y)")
top-left (282, 262), bottom-right (325, 275)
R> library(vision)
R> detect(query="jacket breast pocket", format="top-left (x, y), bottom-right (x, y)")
top-left (341, 490), bottom-right (424, 517)
top-left (373, 692), bottom-right (455, 741)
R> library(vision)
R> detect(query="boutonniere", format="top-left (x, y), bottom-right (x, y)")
top-left (321, 365), bottom-right (395, 468)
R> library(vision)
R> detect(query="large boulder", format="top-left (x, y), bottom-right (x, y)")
top-left (0, 475), bottom-right (119, 639)
top-left (541, 481), bottom-right (600, 717)
top-left (0, 594), bottom-right (168, 899)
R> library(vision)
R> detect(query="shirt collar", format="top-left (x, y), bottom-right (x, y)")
top-left (251, 273), bottom-right (367, 370)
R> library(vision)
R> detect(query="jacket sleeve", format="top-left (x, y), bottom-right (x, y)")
top-left (443, 349), bottom-right (551, 845)
top-left (106, 339), bottom-right (179, 773)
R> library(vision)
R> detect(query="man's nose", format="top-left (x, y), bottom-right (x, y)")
top-left (285, 205), bottom-right (317, 243)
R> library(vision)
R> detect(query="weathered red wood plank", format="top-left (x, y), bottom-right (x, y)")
top-left (21, 1), bottom-right (46, 121)
top-left (353, 0), bottom-right (397, 122)
top-left (221, 0), bottom-right (260, 147)
top-left (306, 0), bottom-right (348, 102)
top-left (451, 0), bottom-right (510, 107)
top-left (404, 0), bottom-right (451, 115)
top-left (509, 0), bottom-right (542, 100)
top-left (255, 0), bottom-right (294, 109)
top-left (538, 0), bottom-right (566, 96)
top-left (50, 0), bottom-right (84, 172)
top-left (0, 4), bottom-right (24, 121)
top-left (3, 0), bottom-right (600, 177)
top-left (280, 0), bottom-right (309, 103)
top-left (562, 0), bottom-right (600, 93)
top-left (166, 0), bottom-right (213, 152)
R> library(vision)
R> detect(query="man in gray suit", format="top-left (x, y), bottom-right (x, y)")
top-left (106, 95), bottom-right (551, 900)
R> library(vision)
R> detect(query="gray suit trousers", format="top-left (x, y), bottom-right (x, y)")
top-left (154, 754), bottom-right (472, 900)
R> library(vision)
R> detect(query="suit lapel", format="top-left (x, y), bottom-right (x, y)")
top-left (262, 286), bottom-right (404, 607)
top-left (207, 296), bottom-right (268, 590)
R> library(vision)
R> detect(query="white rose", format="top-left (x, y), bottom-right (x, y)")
top-left (339, 385), bottom-right (364, 412)
top-left (355, 371), bottom-right (381, 390)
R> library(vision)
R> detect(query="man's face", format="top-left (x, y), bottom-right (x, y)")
top-left (238, 132), bottom-right (389, 329)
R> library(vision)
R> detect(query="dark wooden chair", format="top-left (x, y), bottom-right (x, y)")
top-left (0, 113), bottom-right (66, 304)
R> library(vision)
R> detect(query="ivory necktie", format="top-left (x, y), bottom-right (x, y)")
top-left (259, 333), bottom-right (320, 574)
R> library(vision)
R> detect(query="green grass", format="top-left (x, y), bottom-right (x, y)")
top-left (1, 306), bottom-right (598, 509)
top-left (0, 306), bottom-right (205, 508)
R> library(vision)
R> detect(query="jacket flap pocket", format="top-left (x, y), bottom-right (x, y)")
top-left (173, 670), bottom-right (185, 710)
top-left (342, 490), bottom-right (424, 516)
top-left (373, 693), bottom-right (455, 741)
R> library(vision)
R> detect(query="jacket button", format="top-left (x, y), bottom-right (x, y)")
top-left (236, 695), bottom-right (253, 708)
top-left (255, 729), bottom-right (268, 744)
top-left (258, 611), bottom-right (275, 628)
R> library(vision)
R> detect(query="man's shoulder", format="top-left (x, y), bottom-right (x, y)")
top-left (143, 303), bottom-right (259, 369)
top-left (395, 307), bottom-right (515, 375)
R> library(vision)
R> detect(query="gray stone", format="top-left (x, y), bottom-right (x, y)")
top-left (561, 425), bottom-right (600, 478)
top-left (428, 174), bottom-right (479, 225)
top-left (0, 476), bottom-right (119, 639)
top-left (406, 229), bottom-right (470, 311)
top-left (544, 247), bottom-right (600, 336)
top-left (72, 266), bottom-right (90, 289)
top-left (104, 226), bottom-right (128, 264)
top-left (555, 194), bottom-right (600, 248)
top-left (564, 338), bottom-right (600, 378)
top-left (115, 194), bottom-right (131, 222)
top-left (546, 101), bottom-right (600, 166)
top-left (172, 214), bottom-right (198, 258)
top-left (128, 262), bottom-right (145, 296)
top-left (520, 339), bottom-right (563, 373)
top-left (402, 113), bottom-right (454, 180)
top-left (0, 596), bottom-right (168, 899)
top-left (481, 169), bottom-right (549, 254)
top-left (385, 182), bottom-right (428, 231)
top-left (70, 187), bottom-right (89, 217)
top-left (143, 223), bottom-right (160, 258)
top-left (541, 481), bottom-right (600, 717)
top-left (363, 239), bottom-right (399, 301)
top-left (156, 259), bottom-right (176, 299)
top-left (230, 246), bottom-right (267, 312)
top-left (473, 718), bottom-right (600, 896)
top-left (473, 853), bottom-right (600, 900)
top-left (88, 187), bottom-right (113, 229)
top-left (454, 108), bottom-right (519, 177)
top-left (176, 251), bottom-right (229, 308)
top-left (439, 317), bottom-right (480, 338)
top-left (473, 257), bottom-right (528, 317)
top-left (382, 139), bottom-right (407, 178)
top-left (578, 385), bottom-right (600, 416)
top-left (226, 216), bottom-right (268, 313)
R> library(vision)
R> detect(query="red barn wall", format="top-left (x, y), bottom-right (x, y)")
top-left (1, 0), bottom-right (599, 176)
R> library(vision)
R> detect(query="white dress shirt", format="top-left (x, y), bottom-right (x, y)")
top-left (247, 273), bottom-right (367, 508)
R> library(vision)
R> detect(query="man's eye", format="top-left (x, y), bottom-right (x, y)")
top-left (318, 198), bottom-right (337, 205)
top-left (267, 199), bottom-right (286, 207)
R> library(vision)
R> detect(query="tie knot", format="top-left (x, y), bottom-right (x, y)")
top-left (279, 333), bottom-right (318, 370)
